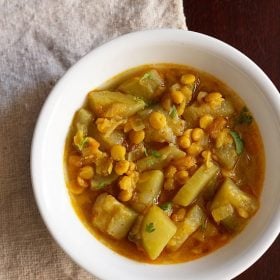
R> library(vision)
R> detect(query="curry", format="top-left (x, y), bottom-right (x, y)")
top-left (64, 64), bottom-right (264, 263)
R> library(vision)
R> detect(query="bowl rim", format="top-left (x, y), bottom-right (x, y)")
top-left (31, 28), bottom-right (280, 280)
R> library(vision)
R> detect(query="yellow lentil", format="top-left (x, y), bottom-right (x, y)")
top-left (171, 208), bottom-right (186, 222)
top-left (191, 128), bottom-right (204, 142)
top-left (181, 74), bottom-right (196, 85)
top-left (115, 160), bottom-right (130, 175)
top-left (187, 143), bottom-right (202, 156)
top-left (129, 130), bottom-right (145, 145)
top-left (171, 90), bottom-right (185, 104)
top-left (77, 176), bottom-right (88, 188)
top-left (165, 165), bottom-right (177, 178)
top-left (149, 111), bottom-right (167, 130)
top-left (199, 114), bottom-right (214, 129)
top-left (111, 144), bottom-right (126, 161)
top-left (79, 166), bottom-right (94, 180)
top-left (175, 170), bottom-right (189, 184)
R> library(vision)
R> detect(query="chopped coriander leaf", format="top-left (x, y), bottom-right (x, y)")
top-left (238, 107), bottom-right (253, 125)
top-left (146, 157), bottom-right (157, 168)
top-left (145, 222), bottom-right (156, 233)
top-left (159, 202), bottom-right (173, 215)
top-left (230, 130), bottom-right (244, 155)
top-left (96, 181), bottom-right (107, 189)
top-left (91, 181), bottom-right (108, 190)
top-left (150, 150), bottom-right (162, 158)
top-left (140, 72), bottom-right (153, 82)
top-left (76, 137), bottom-right (89, 151)
top-left (169, 105), bottom-right (178, 119)
top-left (159, 202), bottom-right (172, 211)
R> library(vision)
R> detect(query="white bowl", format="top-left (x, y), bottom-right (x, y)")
top-left (31, 29), bottom-right (280, 280)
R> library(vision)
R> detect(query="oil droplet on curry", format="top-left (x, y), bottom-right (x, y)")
top-left (64, 64), bottom-right (265, 263)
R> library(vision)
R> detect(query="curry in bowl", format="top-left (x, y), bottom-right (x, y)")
top-left (64, 64), bottom-right (264, 263)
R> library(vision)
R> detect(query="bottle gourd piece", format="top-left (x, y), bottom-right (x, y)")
top-left (136, 145), bottom-right (186, 172)
top-left (92, 193), bottom-right (137, 240)
top-left (140, 205), bottom-right (177, 260)
top-left (88, 90), bottom-right (145, 118)
top-left (118, 70), bottom-right (165, 101)
top-left (173, 163), bottom-right (220, 206)
top-left (210, 177), bottom-right (259, 222)
top-left (130, 170), bottom-right (164, 212)
top-left (167, 205), bottom-right (205, 252)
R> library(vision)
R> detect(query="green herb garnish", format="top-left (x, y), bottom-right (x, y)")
top-left (145, 222), bottom-right (156, 233)
top-left (230, 130), bottom-right (244, 155)
top-left (159, 202), bottom-right (173, 215)
top-left (140, 72), bottom-right (153, 82)
top-left (76, 137), bottom-right (89, 151)
top-left (150, 150), bottom-right (162, 158)
top-left (169, 105), bottom-right (178, 119)
top-left (96, 181), bottom-right (107, 189)
top-left (237, 107), bottom-right (253, 125)
top-left (146, 157), bottom-right (157, 167)
top-left (91, 180), bottom-right (107, 190)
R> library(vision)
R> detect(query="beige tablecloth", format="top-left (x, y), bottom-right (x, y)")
top-left (0, 1), bottom-right (186, 279)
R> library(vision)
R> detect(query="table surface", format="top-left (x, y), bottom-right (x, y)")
top-left (184, 0), bottom-right (280, 279)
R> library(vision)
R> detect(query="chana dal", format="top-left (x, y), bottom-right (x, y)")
top-left (64, 64), bottom-right (264, 263)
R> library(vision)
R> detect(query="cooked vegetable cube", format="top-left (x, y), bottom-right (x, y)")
top-left (91, 173), bottom-right (118, 190)
top-left (211, 178), bottom-right (259, 218)
top-left (167, 205), bottom-right (204, 251)
top-left (173, 164), bottom-right (220, 206)
top-left (92, 193), bottom-right (137, 239)
top-left (144, 106), bottom-right (185, 143)
top-left (141, 206), bottom-right (177, 260)
top-left (88, 90), bottom-right (145, 118)
top-left (136, 146), bottom-right (186, 172)
top-left (183, 99), bottom-right (234, 128)
top-left (127, 143), bottom-right (146, 161)
top-left (96, 118), bottom-right (126, 136)
top-left (101, 130), bottom-right (125, 148)
top-left (89, 124), bottom-right (125, 151)
top-left (119, 70), bottom-right (164, 100)
top-left (130, 170), bottom-right (164, 212)
top-left (74, 108), bottom-right (93, 132)
top-left (145, 122), bottom-right (176, 143)
top-left (192, 221), bottom-right (218, 242)
top-left (200, 170), bottom-right (219, 200)
top-left (221, 214), bottom-right (247, 233)
top-left (211, 204), bottom-right (234, 222)
top-left (214, 144), bottom-right (238, 170)
top-left (128, 215), bottom-right (144, 244)
top-left (165, 110), bottom-right (186, 136)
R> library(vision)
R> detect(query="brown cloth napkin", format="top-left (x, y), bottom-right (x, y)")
top-left (0, 1), bottom-right (186, 279)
